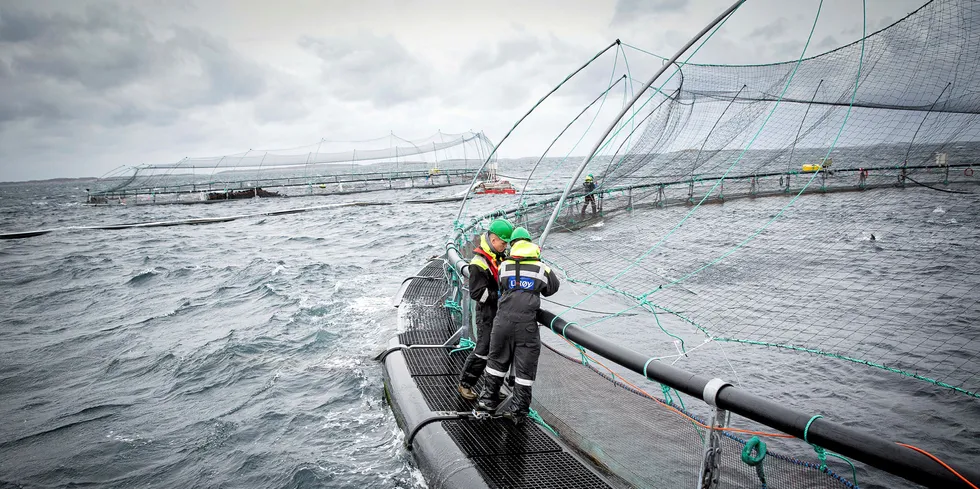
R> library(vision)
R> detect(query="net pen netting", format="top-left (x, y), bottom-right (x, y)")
top-left (450, 1), bottom-right (980, 487)
top-left (89, 131), bottom-right (493, 203)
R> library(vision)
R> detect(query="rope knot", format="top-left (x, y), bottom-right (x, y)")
top-left (449, 337), bottom-right (476, 355)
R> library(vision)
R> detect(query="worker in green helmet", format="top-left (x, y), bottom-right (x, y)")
top-left (582, 174), bottom-right (597, 219)
top-left (509, 226), bottom-right (531, 244)
top-left (478, 229), bottom-right (560, 425)
top-left (457, 218), bottom-right (514, 401)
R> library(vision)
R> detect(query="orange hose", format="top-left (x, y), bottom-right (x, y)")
top-left (556, 339), bottom-right (979, 488)
top-left (896, 442), bottom-right (978, 489)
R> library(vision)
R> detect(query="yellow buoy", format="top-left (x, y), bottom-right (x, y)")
top-left (802, 164), bottom-right (822, 173)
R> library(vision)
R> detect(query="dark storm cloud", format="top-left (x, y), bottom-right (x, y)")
top-left (0, 3), bottom-right (268, 128)
top-left (298, 33), bottom-right (434, 107)
top-left (611, 0), bottom-right (689, 25)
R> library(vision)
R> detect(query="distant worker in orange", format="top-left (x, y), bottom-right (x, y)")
top-left (581, 174), bottom-right (597, 219)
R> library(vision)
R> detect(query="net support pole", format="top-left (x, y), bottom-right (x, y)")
top-left (453, 40), bottom-right (622, 227)
top-left (539, 0), bottom-right (746, 248)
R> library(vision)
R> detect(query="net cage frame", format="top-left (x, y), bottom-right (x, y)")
top-left (86, 131), bottom-right (496, 205)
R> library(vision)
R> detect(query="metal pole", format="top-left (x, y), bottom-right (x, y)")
top-left (519, 75), bottom-right (627, 196)
top-left (539, 0), bottom-right (746, 248)
top-left (453, 40), bottom-right (622, 226)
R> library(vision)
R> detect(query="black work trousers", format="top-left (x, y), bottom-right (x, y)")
top-left (581, 194), bottom-right (597, 218)
top-left (484, 315), bottom-right (540, 390)
top-left (459, 302), bottom-right (495, 388)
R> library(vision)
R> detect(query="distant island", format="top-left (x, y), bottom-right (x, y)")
top-left (0, 176), bottom-right (99, 186)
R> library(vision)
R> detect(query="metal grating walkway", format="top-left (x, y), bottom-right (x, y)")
top-left (472, 451), bottom-right (609, 489)
top-left (415, 374), bottom-right (487, 412)
top-left (396, 258), bottom-right (613, 489)
top-left (397, 329), bottom-right (451, 345)
top-left (402, 347), bottom-right (467, 376)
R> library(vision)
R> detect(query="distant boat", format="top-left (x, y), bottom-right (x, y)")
top-left (473, 179), bottom-right (517, 195)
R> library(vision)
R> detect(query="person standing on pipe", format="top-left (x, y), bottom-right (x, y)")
top-left (457, 218), bottom-right (514, 401)
top-left (477, 227), bottom-right (560, 424)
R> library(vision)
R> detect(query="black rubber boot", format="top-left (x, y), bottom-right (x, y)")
top-left (477, 375), bottom-right (505, 411)
top-left (459, 354), bottom-right (487, 390)
top-left (499, 384), bottom-right (532, 424)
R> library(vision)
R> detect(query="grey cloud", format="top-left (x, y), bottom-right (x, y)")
top-left (252, 77), bottom-right (313, 124)
top-left (0, 2), bottom-right (268, 128)
top-left (299, 33), bottom-right (433, 107)
top-left (768, 39), bottom-right (805, 60)
top-left (450, 33), bottom-right (610, 111)
top-left (0, 6), bottom-right (39, 42)
top-left (748, 17), bottom-right (788, 39)
top-left (611, 0), bottom-right (689, 25)
top-left (461, 34), bottom-right (541, 74)
top-left (0, 96), bottom-right (63, 124)
top-left (813, 35), bottom-right (840, 52)
top-left (173, 26), bottom-right (267, 103)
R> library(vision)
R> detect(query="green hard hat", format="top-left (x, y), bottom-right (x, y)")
top-left (509, 226), bottom-right (532, 243)
top-left (488, 218), bottom-right (513, 241)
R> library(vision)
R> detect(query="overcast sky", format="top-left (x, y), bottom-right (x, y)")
top-left (0, 0), bottom-right (928, 181)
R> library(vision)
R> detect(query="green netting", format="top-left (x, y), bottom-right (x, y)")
top-left (452, 1), bottom-right (979, 487)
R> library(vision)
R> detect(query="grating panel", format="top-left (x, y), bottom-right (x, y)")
top-left (401, 305), bottom-right (456, 334)
top-left (417, 260), bottom-right (444, 277)
top-left (403, 346), bottom-right (466, 376)
top-left (404, 274), bottom-right (449, 303)
top-left (414, 374), bottom-right (488, 412)
top-left (472, 451), bottom-right (611, 489)
top-left (398, 329), bottom-right (451, 345)
top-left (443, 418), bottom-right (561, 457)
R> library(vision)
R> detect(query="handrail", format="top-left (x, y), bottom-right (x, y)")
top-left (535, 309), bottom-right (980, 489)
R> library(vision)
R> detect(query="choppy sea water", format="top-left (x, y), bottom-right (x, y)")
top-left (1, 179), bottom-right (978, 489)
top-left (0, 183), bottom-right (478, 488)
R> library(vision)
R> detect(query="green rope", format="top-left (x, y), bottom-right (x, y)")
top-left (804, 415), bottom-right (828, 471)
top-left (639, 298), bottom-right (687, 354)
top-left (741, 436), bottom-right (768, 488)
top-left (444, 299), bottom-right (462, 314)
top-left (716, 337), bottom-right (980, 399)
top-left (553, 0), bottom-right (821, 323)
top-left (449, 337), bottom-right (476, 355)
top-left (804, 415), bottom-right (860, 487)
top-left (528, 408), bottom-right (558, 437)
top-left (572, 343), bottom-right (589, 365)
top-left (637, 0), bottom-right (868, 302)
top-left (660, 383), bottom-right (674, 405)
